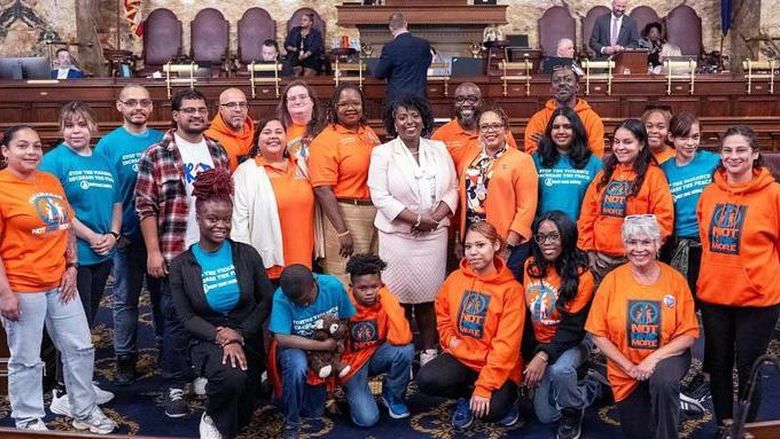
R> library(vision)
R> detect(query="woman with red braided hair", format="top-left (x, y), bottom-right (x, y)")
top-left (169, 168), bottom-right (274, 439)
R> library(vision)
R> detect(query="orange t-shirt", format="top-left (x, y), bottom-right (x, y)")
top-left (258, 156), bottom-right (315, 279)
top-left (286, 123), bottom-right (308, 160)
top-left (308, 123), bottom-right (381, 199)
top-left (432, 119), bottom-right (519, 173)
top-left (523, 258), bottom-right (595, 344)
top-left (652, 148), bottom-right (676, 166)
top-left (0, 170), bottom-right (73, 292)
top-left (585, 263), bottom-right (699, 401)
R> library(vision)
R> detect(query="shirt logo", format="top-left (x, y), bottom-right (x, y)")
top-left (30, 193), bottom-right (69, 234)
top-left (457, 290), bottom-right (491, 339)
top-left (627, 300), bottom-right (661, 350)
top-left (525, 280), bottom-right (559, 326)
top-left (350, 320), bottom-right (379, 351)
top-left (600, 180), bottom-right (631, 217)
top-left (708, 203), bottom-right (747, 255)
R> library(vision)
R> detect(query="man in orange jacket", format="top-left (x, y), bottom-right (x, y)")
top-left (205, 88), bottom-right (256, 172)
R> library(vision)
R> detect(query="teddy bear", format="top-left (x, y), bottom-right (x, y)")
top-left (308, 314), bottom-right (352, 379)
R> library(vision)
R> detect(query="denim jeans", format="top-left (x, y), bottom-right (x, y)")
top-left (112, 238), bottom-right (163, 359)
top-left (344, 343), bottom-right (414, 427)
top-left (277, 348), bottom-right (327, 429)
top-left (2, 289), bottom-right (98, 426)
top-left (533, 339), bottom-right (602, 423)
top-left (160, 279), bottom-right (191, 387)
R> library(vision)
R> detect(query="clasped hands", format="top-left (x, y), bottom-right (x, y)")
top-left (216, 326), bottom-right (248, 371)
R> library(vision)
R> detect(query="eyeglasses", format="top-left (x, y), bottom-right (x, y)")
top-left (177, 107), bottom-right (208, 115)
top-left (478, 123), bottom-right (505, 133)
top-left (534, 232), bottom-right (561, 244)
top-left (119, 99), bottom-right (152, 108)
top-left (220, 101), bottom-right (248, 110)
top-left (455, 95), bottom-right (479, 104)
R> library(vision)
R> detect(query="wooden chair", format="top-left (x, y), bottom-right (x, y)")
top-left (190, 8), bottom-right (229, 77)
top-left (581, 6), bottom-right (610, 59)
top-left (142, 8), bottom-right (182, 73)
top-left (629, 6), bottom-right (661, 37)
top-left (537, 6), bottom-right (575, 58)
top-left (237, 8), bottom-right (276, 65)
top-left (664, 5), bottom-right (703, 58)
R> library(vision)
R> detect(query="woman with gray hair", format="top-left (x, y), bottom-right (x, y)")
top-left (585, 214), bottom-right (698, 439)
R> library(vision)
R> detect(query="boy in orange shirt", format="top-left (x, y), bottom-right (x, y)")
top-left (340, 253), bottom-right (414, 427)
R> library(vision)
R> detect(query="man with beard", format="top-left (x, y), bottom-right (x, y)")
top-left (431, 82), bottom-right (519, 172)
top-left (96, 84), bottom-right (165, 386)
top-left (134, 88), bottom-right (229, 418)
top-left (523, 67), bottom-right (605, 157)
top-left (589, 0), bottom-right (639, 59)
top-left (205, 88), bottom-right (255, 172)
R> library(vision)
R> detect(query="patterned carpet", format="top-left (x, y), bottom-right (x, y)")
top-left (0, 282), bottom-right (778, 438)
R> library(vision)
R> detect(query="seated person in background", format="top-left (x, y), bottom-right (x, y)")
top-left (340, 253), bottom-right (414, 427)
top-left (656, 43), bottom-right (683, 74)
top-left (638, 22), bottom-right (664, 70)
top-left (268, 265), bottom-right (357, 439)
top-left (261, 39), bottom-right (280, 62)
top-left (284, 12), bottom-right (323, 77)
top-left (51, 48), bottom-right (85, 79)
top-left (588, 0), bottom-right (639, 59)
top-left (542, 39), bottom-right (584, 76)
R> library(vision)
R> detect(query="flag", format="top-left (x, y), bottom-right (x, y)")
top-left (125, 0), bottom-right (143, 38)
top-left (721, 0), bottom-right (732, 36)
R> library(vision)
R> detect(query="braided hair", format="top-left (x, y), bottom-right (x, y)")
top-left (192, 168), bottom-right (234, 213)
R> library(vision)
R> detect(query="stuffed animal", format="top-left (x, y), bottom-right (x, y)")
top-left (308, 314), bottom-right (351, 379)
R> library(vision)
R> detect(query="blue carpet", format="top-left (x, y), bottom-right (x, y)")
top-left (1, 282), bottom-right (779, 438)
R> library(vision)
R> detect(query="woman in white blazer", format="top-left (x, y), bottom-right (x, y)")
top-left (368, 95), bottom-right (458, 367)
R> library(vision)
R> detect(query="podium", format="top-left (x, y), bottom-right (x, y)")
top-left (613, 50), bottom-right (648, 75)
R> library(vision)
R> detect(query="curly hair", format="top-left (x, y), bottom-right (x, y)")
top-left (345, 253), bottom-right (387, 279)
top-left (599, 118), bottom-right (653, 198)
top-left (537, 106), bottom-right (592, 169)
top-left (327, 83), bottom-right (368, 127)
top-left (192, 168), bottom-right (234, 213)
top-left (382, 95), bottom-right (435, 138)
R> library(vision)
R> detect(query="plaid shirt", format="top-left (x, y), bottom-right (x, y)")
top-left (134, 129), bottom-right (229, 262)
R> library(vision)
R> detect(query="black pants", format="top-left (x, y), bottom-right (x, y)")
top-left (55, 260), bottom-right (112, 385)
top-left (416, 353), bottom-right (517, 422)
top-left (160, 279), bottom-right (192, 388)
top-left (616, 351), bottom-right (691, 439)
top-left (700, 302), bottom-right (780, 424)
top-left (191, 340), bottom-right (262, 437)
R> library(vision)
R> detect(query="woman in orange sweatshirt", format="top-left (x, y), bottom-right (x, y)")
top-left (578, 119), bottom-right (674, 282)
top-left (459, 106), bottom-right (538, 281)
top-left (696, 126), bottom-right (780, 426)
top-left (417, 221), bottom-right (525, 431)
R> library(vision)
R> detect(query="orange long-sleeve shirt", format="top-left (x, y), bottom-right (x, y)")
top-left (459, 145), bottom-right (538, 241)
top-left (432, 119), bottom-right (519, 172)
top-left (578, 165), bottom-right (674, 256)
top-left (523, 99), bottom-right (605, 157)
top-left (340, 287), bottom-right (413, 382)
top-left (697, 168), bottom-right (780, 307)
top-left (436, 258), bottom-right (525, 399)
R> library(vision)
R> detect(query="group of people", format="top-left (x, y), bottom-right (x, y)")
top-left (1, 57), bottom-right (778, 439)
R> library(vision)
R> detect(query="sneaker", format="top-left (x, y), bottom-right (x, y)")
top-left (199, 411), bottom-right (223, 439)
top-left (419, 349), bottom-right (438, 367)
top-left (72, 407), bottom-right (117, 434)
top-left (381, 390), bottom-right (410, 419)
top-left (282, 425), bottom-right (300, 439)
top-left (683, 373), bottom-right (711, 402)
top-left (557, 408), bottom-right (584, 439)
top-left (497, 406), bottom-right (520, 427)
top-left (93, 383), bottom-right (115, 405)
top-left (451, 398), bottom-right (473, 430)
top-left (50, 388), bottom-right (72, 417)
top-left (680, 392), bottom-right (706, 416)
top-left (115, 357), bottom-right (137, 385)
top-left (164, 387), bottom-right (188, 418)
top-left (19, 418), bottom-right (49, 431)
top-left (193, 377), bottom-right (208, 396)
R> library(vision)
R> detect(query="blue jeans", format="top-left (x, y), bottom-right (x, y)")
top-left (2, 289), bottom-right (98, 426)
top-left (344, 343), bottom-right (414, 427)
top-left (533, 339), bottom-right (602, 423)
top-left (112, 238), bottom-right (162, 359)
top-left (160, 279), bottom-right (191, 387)
top-left (277, 348), bottom-right (327, 429)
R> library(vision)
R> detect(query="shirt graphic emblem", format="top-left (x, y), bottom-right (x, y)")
top-left (457, 290), bottom-right (491, 339)
top-left (627, 300), bottom-right (661, 350)
top-left (708, 203), bottom-right (747, 255)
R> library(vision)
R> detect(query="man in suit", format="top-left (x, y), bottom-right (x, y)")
top-left (50, 48), bottom-right (85, 79)
top-left (589, 0), bottom-right (640, 59)
top-left (374, 12), bottom-right (432, 104)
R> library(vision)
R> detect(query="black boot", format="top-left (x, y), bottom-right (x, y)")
top-left (115, 356), bottom-right (137, 385)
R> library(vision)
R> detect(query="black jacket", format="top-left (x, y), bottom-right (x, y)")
top-left (374, 32), bottom-right (432, 103)
top-left (169, 240), bottom-right (273, 343)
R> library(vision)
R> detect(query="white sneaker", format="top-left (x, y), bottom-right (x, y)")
top-left (93, 383), bottom-right (115, 405)
top-left (19, 418), bottom-right (49, 431)
top-left (193, 377), bottom-right (208, 396)
top-left (199, 411), bottom-right (223, 439)
top-left (72, 407), bottom-right (117, 435)
top-left (50, 389), bottom-right (72, 417)
top-left (420, 349), bottom-right (438, 367)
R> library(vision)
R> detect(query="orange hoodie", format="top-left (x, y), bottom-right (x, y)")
top-left (340, 287), bottom-right (413, 382)
top-left (205, 113), bottom-right (256, 172)
top-left (697, 168), bottom-right (780, 307)
top-left (524, 98), bottom-right (605, 157)
top-left (436, 258), bottom-right (525, 399)
top-left (578, 164), bottom-right (674, 256)
top-left (459, 145), bottom-right (538, 241)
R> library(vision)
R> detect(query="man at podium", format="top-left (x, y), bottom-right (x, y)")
top-left (589, 0), bottom-right (639, 59)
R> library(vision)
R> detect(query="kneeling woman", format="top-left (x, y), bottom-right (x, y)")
top-left (417, 221), bottom-right (525, 430)
top-left (522, 211), bottom-right (602, 439)
top-left (170, 169), bottom-right (273, 438)
top-left (585, 215), bottom-right (698, 439)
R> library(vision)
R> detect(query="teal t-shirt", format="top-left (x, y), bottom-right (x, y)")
top-left (268, 274), bottom-right (356, 337)
top-left (40, 144), bottom-right (118, 265)
top-left (661, 150), bottom-right (719, 238)
top-left (192, 241), bottom-right (240, 315)
top-left (95, 127), bottom-right (164, 241)
top-left (533, 152), bottom-right (603, 221)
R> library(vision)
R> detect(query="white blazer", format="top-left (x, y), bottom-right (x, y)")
top-left (368, 137), bottom-right (458, 234)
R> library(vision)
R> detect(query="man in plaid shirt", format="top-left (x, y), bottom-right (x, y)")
top-left (134, 88), bottom-right (229, 418)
